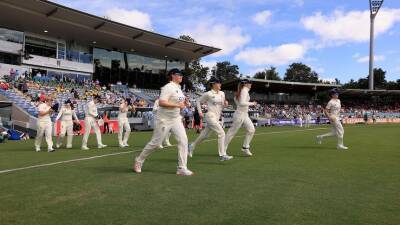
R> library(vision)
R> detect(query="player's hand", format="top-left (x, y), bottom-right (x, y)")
top-left (224, 100), bottom-right (229, 107)
top-left (177, 102), bottom-right (186, 109)
top-left (252, 101), bottom-right (257, 106)
top-left (329, 116), bottom-right (336, 123)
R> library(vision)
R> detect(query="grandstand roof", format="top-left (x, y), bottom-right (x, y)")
top-left (223, 78), bottom-right (341, 93)
top-left (340, 89), bottom-right (400, 97)
top-left (0, 0), bottom-right (220, 61)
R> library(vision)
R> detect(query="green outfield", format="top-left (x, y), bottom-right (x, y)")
top-left (0, 124), bottom-right (399, 225)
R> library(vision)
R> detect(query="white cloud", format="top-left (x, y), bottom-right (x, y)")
top-left (182, 21), bottom-right (251, 56)
top-left (201, 60), bottom-right (217, 70)
top-left (301, 8), bottom-right (400, 45)
top-left (234, 43), bottom-right (306, 66)
top-left (321, 77), bottom-right (337, 83)
top-left (252, 10), bottom-right (272, 26)
top-left (105, 7), bottom-right (153, 31)
top-left (354, 54), bottom-right (385, 63)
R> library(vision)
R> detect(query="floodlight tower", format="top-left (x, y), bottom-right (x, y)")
top-left (368, 0), bottom-right (384, 90)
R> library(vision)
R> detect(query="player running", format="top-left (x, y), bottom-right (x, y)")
top-left (188, 77), bottom-right (233, 161)
top-left (55, 99), bottom-right (79, 149)
top-left (224, 79), bottom-right (256, 156)
top-left (35, 97), bottom-right (55, 152)
top-left (81, 95), bottom-right (107, 150)
top-left (133, 69), bottom-right (193, 176)
top-left (316, 88), bottom-right (348, 150)
top-left (152, 98), bottom-right (172, 149)
top-left (118, 98), bottom-right (133, 148)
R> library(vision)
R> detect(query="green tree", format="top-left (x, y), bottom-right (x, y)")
top-left (212, 61), bottom-right (239, 83)
top-left (253, 67), bottom-right (281, 80)
top-left (178, 35), bottom-right (209, 90)
top-left (283, 63), bottom-right (320, 83)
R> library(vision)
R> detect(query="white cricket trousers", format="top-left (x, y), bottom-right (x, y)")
top-left (57, 120), bottom-right (74, 148)
top-left (136, 117), bottom-right (188, 169)
top-left (118, 118), bottom-right (131, 145)
top-left (319, 118), bottom-right (344, 146)
top-left (191, 114), bottom-right (226, 156)
top-left (82, 116), bottom-right (103, 147)
top-left (224, 112), bottom-right (255, 151)
top-left (35, 121), bottom-right (53, 149)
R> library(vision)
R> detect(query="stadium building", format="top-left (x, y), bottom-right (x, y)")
top-left (0, 0), bottom-right (220, 88)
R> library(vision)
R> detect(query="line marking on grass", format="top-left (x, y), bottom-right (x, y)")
top-left (0, 127), bottom-right (328, 174)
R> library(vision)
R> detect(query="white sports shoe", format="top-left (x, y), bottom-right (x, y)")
top-left (164, 142), bottom-right (172, 147)
top-left (124, 143), bottom-right (130, 147)
top-left (241, 147), bottom-right (253, 156)
top-left (316, 135), bottom-right (323, 144)
top-left (133, 159), bottom-right (142, 173)
top-left (158, 145), bottom-right (164, 149)
top-left (98, 144), bottom-right (107, 149)
top-left (176, 167), bottom-right (194, 176)
top-left (188, 144), bottom-right (194, 158)
top-left (81, 146), bottom-right (90, 150)
top-left (56, 144), bottom-right (61, 149)
top-left (220, 155), bottom-right (234, 161)
top-left (337, 145), bottom-right (349, 150)
top-left (66, 146), bottom-right (72, 149)
top-left (35, 146), bottom-right (41, 152)
top-left (119, 144), bottom-right (126, 148)
top-left (48, 148), bottom-right (55, 152)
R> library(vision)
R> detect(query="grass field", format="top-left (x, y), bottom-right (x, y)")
top-left (0, 124), bottom-right (399, 225)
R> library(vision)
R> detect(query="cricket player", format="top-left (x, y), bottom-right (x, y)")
top-left (133, 69), bottom-right (193, 176)
top-left (224, 79), bottom-right (256, 156)
top-left (152, 98), bottom-right (172, 149)
top-left (316, 88), bottom-right (348, 150)
top-left (55, 99), bottom-right (79, 149)
top-left (35, 97), bottom-right (55, 152)
top-left (118, 98), bottom-right (132, 148)
top-left (81, 95), bottom-right (107, 150)
top-left (188, 77), bottom-right (233, 161)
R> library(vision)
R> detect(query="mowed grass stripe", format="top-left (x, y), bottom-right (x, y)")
top-left (0, 127), bottom-right (329, 174)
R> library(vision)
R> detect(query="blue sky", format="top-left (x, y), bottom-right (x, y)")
top-left (52, 0), bottom-right (400, 83)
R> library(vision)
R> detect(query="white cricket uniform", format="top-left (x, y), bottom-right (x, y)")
top-left (55, 106), bottom-right (78, 148)
top-left (153, 99), bottom-right (171, 146)
top-left (298, 114), bottom-right (303, 127)
top-left (305, 114), bottom-right (312, 128)
top-left (118, 102), bottom-right (131, 146)
top-left (224, 86), bottom-right (255, 151)
top-left (82, 100), bottom-right (103, 148)
top-left (191, 90), bottom-right (226, 156)
top-left (136, 82), bottom-right (189, 169)
top-left (35, 103), bottom-right (53, 150)
top-left (319, 99), bottom-right (345, 146)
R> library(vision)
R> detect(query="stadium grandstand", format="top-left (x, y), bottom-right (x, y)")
top-left (0, 0), bottom-right (218, 134)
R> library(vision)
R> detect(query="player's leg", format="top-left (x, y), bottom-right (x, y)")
top-left (123, 120), bottom-right (131, 146)
top-left (92, 119), bottom-right (105, 148)
top-left (224, 115), bottom-right (244, 153)
top-left (207, 117), bottom-right (229, 157)
top-left (57, 121), bottom-right (67, 148)
top-left (242, 116), bottom-right (255, 156)
top-left (118, 119), bottom-right (124, 147)
top-left (81, 118), bottom-right (91, 149)
top-left (335, 121), bottom-right (347, 149)
top-left (44, 122), bottom-right (54, 151)
top-left (134, 120), bottom-right (170, 172)
top-left (170, 121), bottom-right (193, 176)
top-left (163, 131), bottom-right (172, 146)
top-left (35, 122), bottom-right (45, 151)
top-left (316, 122), bottom-right (336, 144)
top-left (189, 126), bottom-right (210, 156)
top-left (66, 122), bottom-right (73, 148)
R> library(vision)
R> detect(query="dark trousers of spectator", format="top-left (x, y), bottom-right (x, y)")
top-left (103, 122), bottom-right (109, 134)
